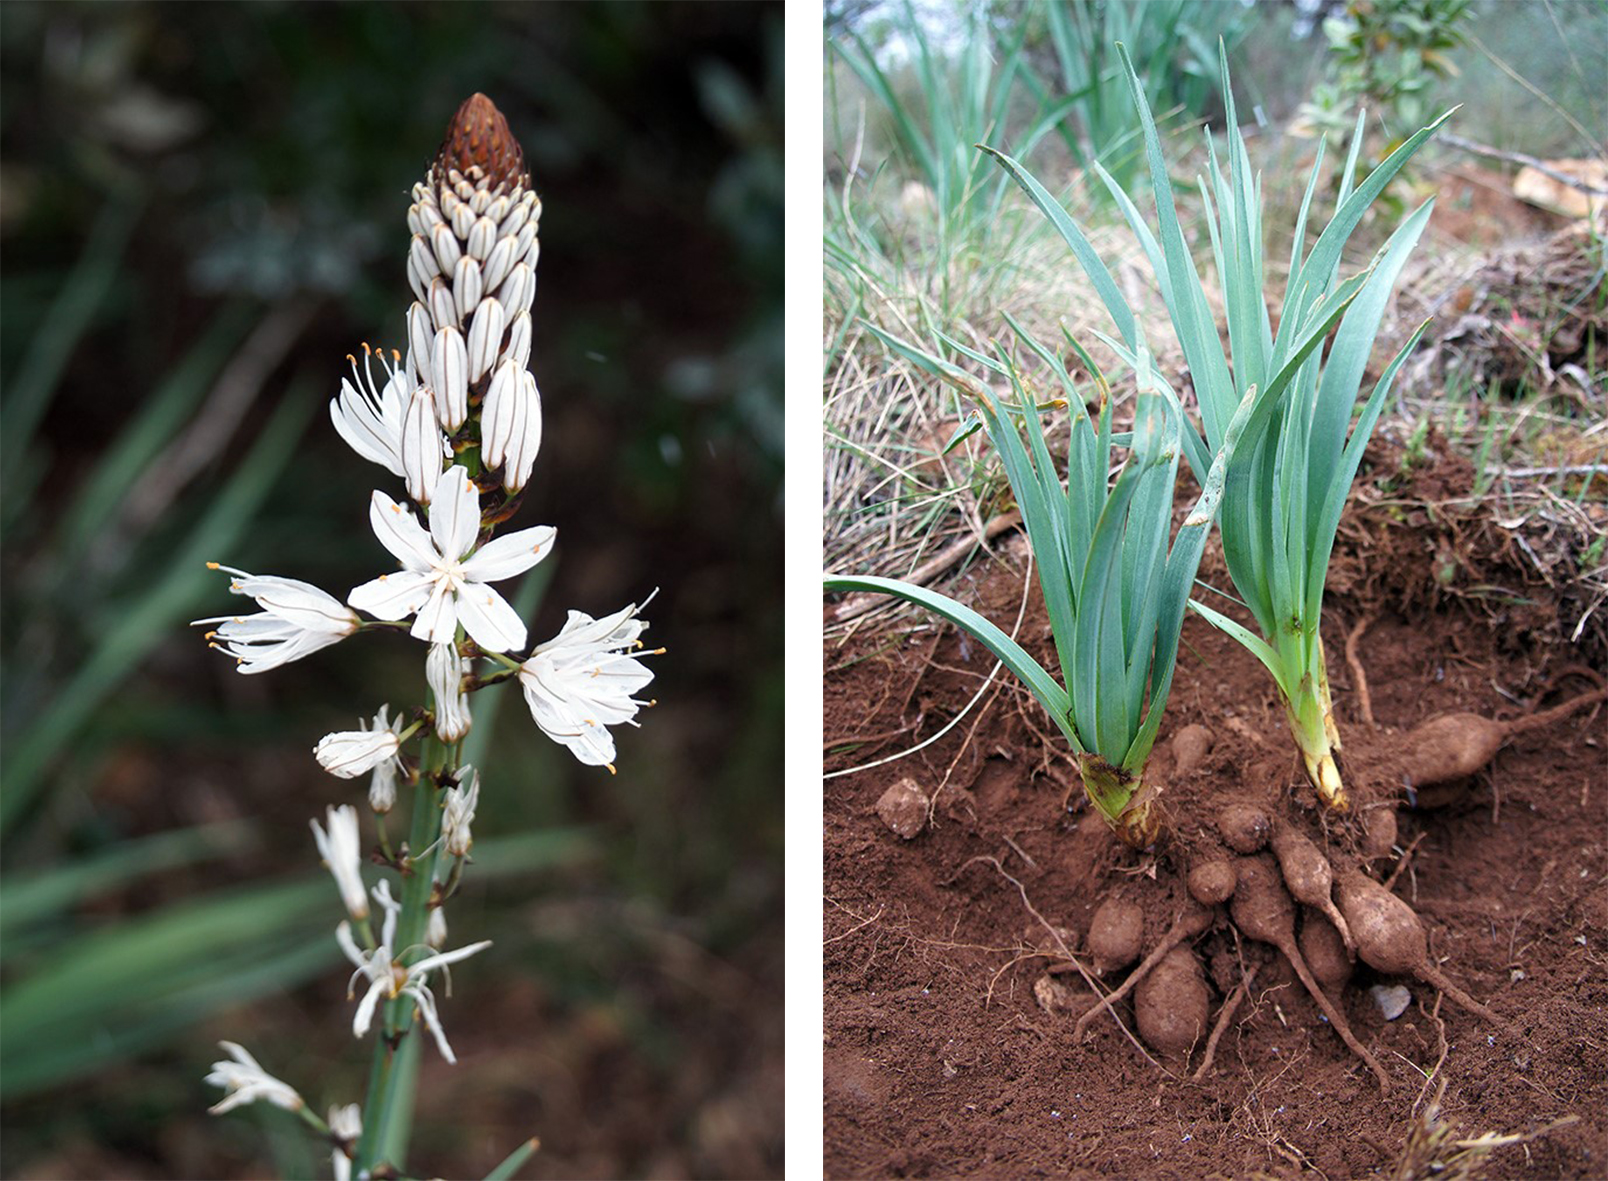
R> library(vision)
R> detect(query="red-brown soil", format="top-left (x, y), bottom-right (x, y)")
top-left (823, 443), bottom-right (1607, 1179)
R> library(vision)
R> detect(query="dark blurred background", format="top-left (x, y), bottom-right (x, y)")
top-left (0, 3), bottom-right (782, 1178)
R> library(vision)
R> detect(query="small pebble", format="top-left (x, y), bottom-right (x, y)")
top-left (1371, 983), bottom-right (1412, 1021)
top-left (876, 777), bottom-right (928, 839)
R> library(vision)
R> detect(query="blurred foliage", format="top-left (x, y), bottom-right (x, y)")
top-left (1298, 0), bottom-right (1473, 203)
top-left (0, 3), bottom-right (781, 1179)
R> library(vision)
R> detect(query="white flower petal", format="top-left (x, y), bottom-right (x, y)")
top-left (409, 581), bottom-right (460, 644)
top-left (461, 525), bottom-right (555, 583)
top-left (428, 467), bottom-right (482, 561)
top-left (454, 582), bottom-right (527, 652)
top-left (368, 490), bottom-right (439, 571)
top-left (348, 569), bottom-right (434, 621)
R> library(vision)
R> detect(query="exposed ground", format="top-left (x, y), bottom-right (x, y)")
top-left (824, 212), bottom-right (1608, 1175)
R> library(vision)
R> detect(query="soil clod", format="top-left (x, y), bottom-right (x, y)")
top-left (875, 777), bottom-right (929, 839)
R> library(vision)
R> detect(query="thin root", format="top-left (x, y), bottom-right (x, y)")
top-left (1193, 964), bottom-right (1258, 1081)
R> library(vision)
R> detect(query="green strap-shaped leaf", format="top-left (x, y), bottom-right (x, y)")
top-left (824, 575), bottom-right (1077, 750)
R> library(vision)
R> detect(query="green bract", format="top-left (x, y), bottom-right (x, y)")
top-left (986, 43), bottom-right (1447, 808)
top-left (827, 325), bottom-right (1265, 847)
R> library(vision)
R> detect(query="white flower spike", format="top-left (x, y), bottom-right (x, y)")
top-left (311, 805), bottom-right (370, 922)
top-left (347, 464), bottom-right (555, 652)
top-left (205, 1041), bottom-right (304, 1115)
top-left (328, 1103), bottom-right (362, 1181)
top-left (519, 602), bottom-right (657, 771)
top-left (335, 917), bottom-right (491, 1065)
top-left (441, 767), bottom-right (479, 857)
top-left (193, 565), bottom-right (359, 674)
top-left (427, 642), bottom-right (472, 741)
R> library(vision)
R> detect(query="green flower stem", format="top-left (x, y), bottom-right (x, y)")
top-left (353, 732), bottom-right (454, 1176)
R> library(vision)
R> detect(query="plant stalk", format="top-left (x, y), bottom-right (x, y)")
top-left (1278, 631), bottom-right (1347, 810)
top-left (353, 732), bottom-right (453, 1176)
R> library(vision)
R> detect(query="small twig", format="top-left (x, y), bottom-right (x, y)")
top-left (1384, 833), bottom-right (1426, 892)
top-left (1439, 132), bottom-right (1608, 196)
top-left (1345, 611), bottom-right (1379, 730)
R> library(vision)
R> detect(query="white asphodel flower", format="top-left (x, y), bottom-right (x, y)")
top-left (335, 897), bottom-right (491, 1064)
top-left (366, 706), bottom-right (408, 813)
top-left (311, 805), bottom-right (370, 921)
top-left (315, 715), bottom-right (403, 780)
top-left (328, 1103), bottom-right (362, 1181)
top-left (193, 564), bottom-right (359, 674)
top-left (427, 642), bottom-right (472, 741)
top-left (519, 602), bottom-right (657, 771)
top-left (347, 465), bottom-right (554, 652)
top-left (204, 1041), bottom-right (304, 1115)
top-left (441, 767), bottom-right (479, 857)
top-left (329, 344), bottom-right (411, 477)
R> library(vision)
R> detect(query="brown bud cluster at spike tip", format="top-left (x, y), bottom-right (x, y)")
top-left (435, 94), bottom-right (528, 194)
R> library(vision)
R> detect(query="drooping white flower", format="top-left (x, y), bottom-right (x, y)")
top-left (335, 914), bottom-right (490, 1065)
top-left (346, 465), bottom-right (554, 652)
top-left (329, 344), bottom-right (411, 477)
top-left (366, 706), bottom-right (408, 813)
top-left (315, 715), bottom-right (403, 781)
top-left (426, 905), bottom-right (448, 949)
top-left (441, 767), bottom-right (479, 857)
top-left (193, 564), bottom-right (359, 674)
top-left (205, 1041), bottom-right (304, 1115)
top-left (311, 805), bottom-right (369, 921)
top-left (328, 1103), bottom-right (362, 1181)
top-left (518, 602), bottom-right (656, 770)
top-left (427, 642), bottom-right (472, 741)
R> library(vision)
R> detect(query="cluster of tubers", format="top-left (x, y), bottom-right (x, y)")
top-left (1071, 800), bottom-right (1509, 1091)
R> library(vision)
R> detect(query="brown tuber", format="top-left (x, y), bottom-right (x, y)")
top-left (1134, 945), bottom-right (1210, 1059)
top-left (1335, 872), bottom-right (1504, 1026)
top-left (1270, 827), bottom-right (1355, 958)
top-left (1217, 803), bottom-right (1271, 854)
top-left (1299, 910), bottom-right (1353, 995)
top-left (1187, 860), bottom-right (1238, 906)
top-left (1087, 898), bottom-right (1144, 975)
top-left (1231, 855), bottom-right (1390, 1091)
top-left (1360, 806), bottom-right (1398, 861)
top-left (1168, 724), bottom-right (1215, 779)
top-left (1397, 687), bottom-right (1607, 789)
